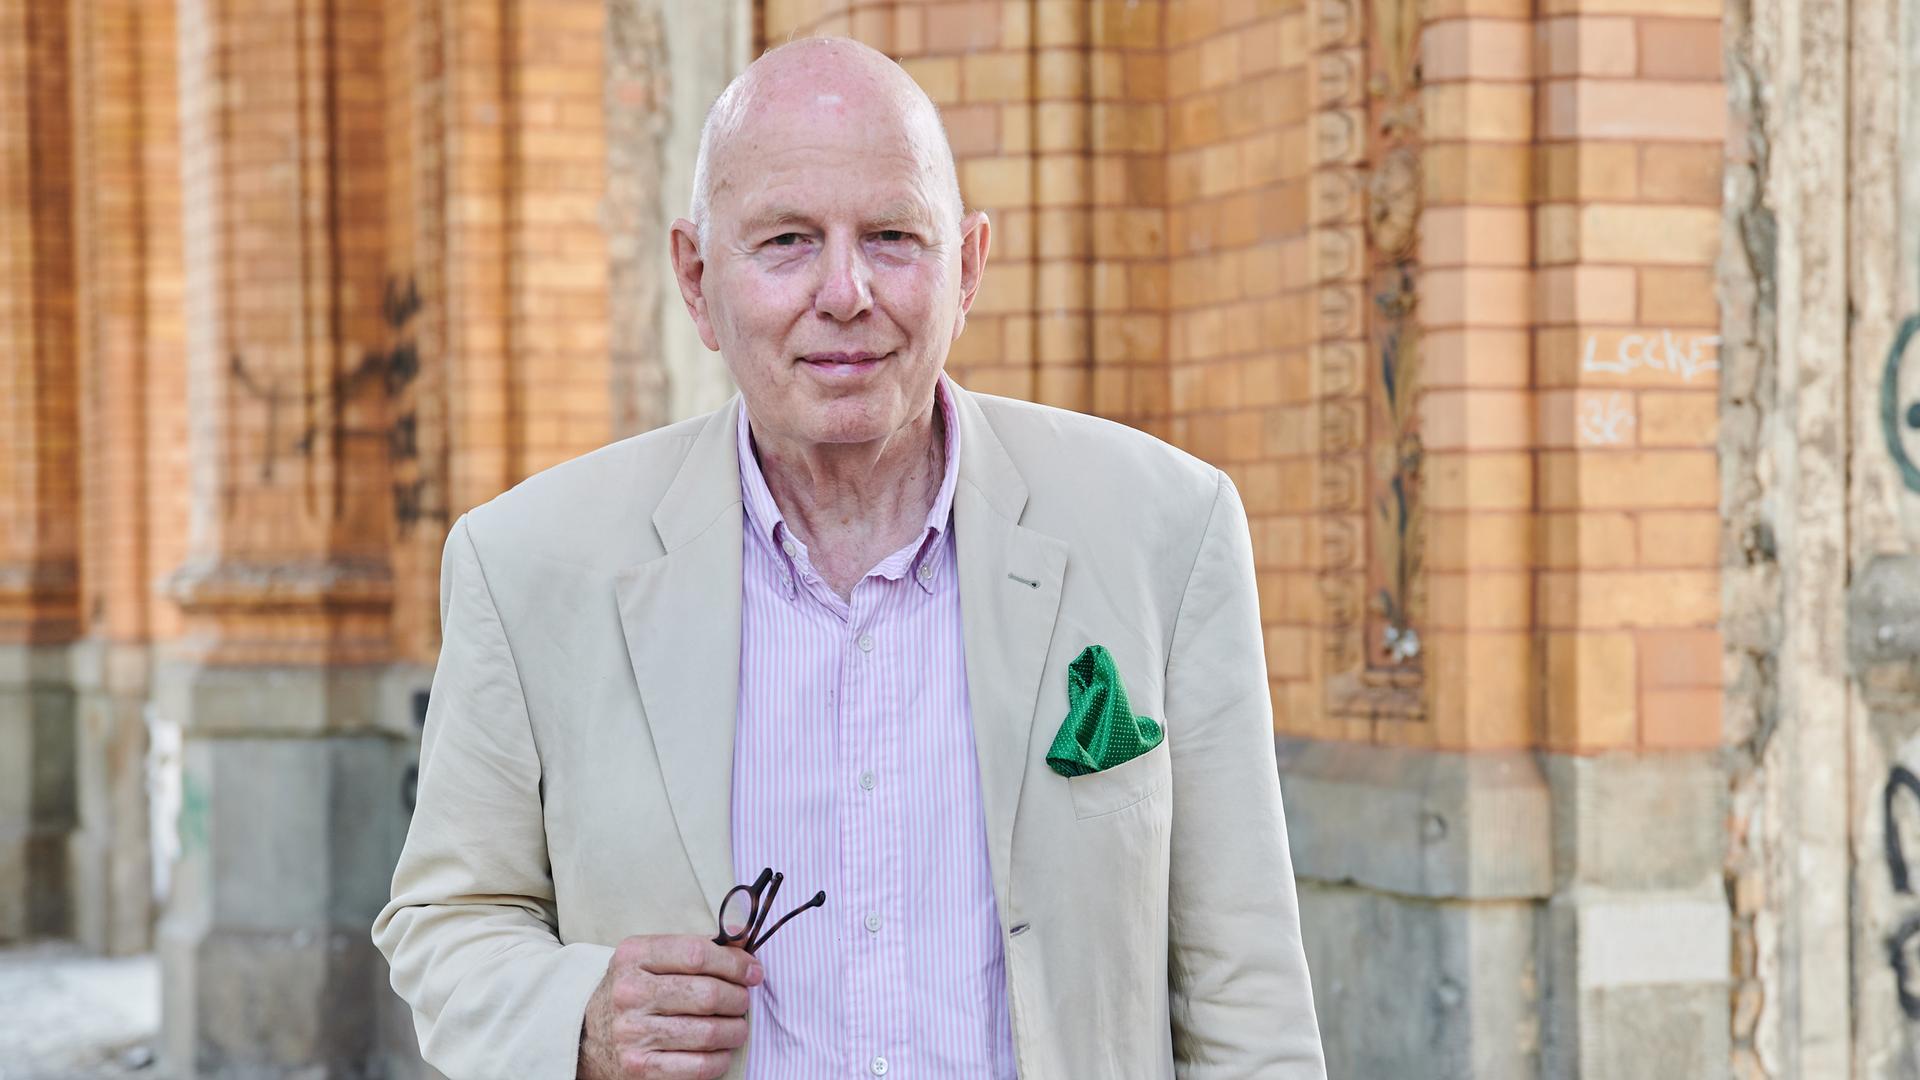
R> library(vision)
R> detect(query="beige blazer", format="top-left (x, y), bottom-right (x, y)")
top-left (373, 384), bottom-right (1326, 1080)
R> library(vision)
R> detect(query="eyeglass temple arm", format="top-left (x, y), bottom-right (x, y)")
top-left (745, 872), bottom-right (783, 947)
top-left (746, 890), bottom-right (827, 955)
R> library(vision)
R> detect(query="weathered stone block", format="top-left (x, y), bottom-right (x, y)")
top-left (1277, 736), bottom-right (1552, 900)
top-left (156, 658), bottom-right (420, 1079)
top-left (0, 643), bottom-right (78, 942)
top-left (1299, 882), bottom-right (1540, 1080)
top-left (67, 638), bottom-right (154, 955)
top-left (1548, 751), bottom-right (1725, 891)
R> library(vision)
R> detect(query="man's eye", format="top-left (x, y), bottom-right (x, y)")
top-left (875, 230), bottom-right (910, 243)
top-left (769, 233), bottom-right (805, 247)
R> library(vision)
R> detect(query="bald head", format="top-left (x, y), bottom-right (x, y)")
top-left (690, 37), bottom-right (965, 248)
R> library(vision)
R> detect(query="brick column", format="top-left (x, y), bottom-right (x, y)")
top-left (1417, 6), bottom-right (1536, 750)
top-left (66, 0), bottom-right (161, 958)
top-left (157, 0), bottom-right (408, 1073)
top-left (1531, 3), bottom-right (1730, 1075)
top-left (0, 0), bottom-right (81, 944)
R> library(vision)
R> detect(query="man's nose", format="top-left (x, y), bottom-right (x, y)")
top-left (812, 236), bottom-right (873, 322)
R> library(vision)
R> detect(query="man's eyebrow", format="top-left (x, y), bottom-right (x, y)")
top-left (865, 203), bottom-right (941, 231)
top-left (736, 202), bottom-right (941, 235)
top-left (737, 207), bottom-right (815, 234)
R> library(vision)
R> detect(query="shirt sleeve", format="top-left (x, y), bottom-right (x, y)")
top-left (1165, 471), bottom-right (1328, 1079)
top-left (372, 514), bottom-right (613, 1080)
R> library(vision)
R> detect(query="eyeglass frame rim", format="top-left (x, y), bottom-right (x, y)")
top-left (712, 865), bottom-right (826, 955)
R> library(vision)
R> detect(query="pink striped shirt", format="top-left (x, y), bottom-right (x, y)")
top-left (730, 380), bottom-right (1016, 1079)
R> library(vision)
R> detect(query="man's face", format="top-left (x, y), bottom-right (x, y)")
top-left (672, 89), bottom-right (988, 450)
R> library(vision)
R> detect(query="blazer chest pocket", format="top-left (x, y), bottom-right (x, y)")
top-left (1066, 738), bottom-right (1171, 819)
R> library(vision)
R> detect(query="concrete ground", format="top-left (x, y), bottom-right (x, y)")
top-left (0, 942), bottom-right (162, 1080)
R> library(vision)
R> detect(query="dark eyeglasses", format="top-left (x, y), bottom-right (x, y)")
top-left (713, 867), bottom-right (826, 955)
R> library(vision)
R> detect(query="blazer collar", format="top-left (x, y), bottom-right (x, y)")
top-left (651, 395), bottom-right (744, 552)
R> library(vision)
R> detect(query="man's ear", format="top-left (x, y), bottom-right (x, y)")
top-left (951, 210), bottom-right (991, 343)
top-left (670, 218), bottom-right (721, 351)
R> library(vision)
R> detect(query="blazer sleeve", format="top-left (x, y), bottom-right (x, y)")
top-left (1165, 472), bottom-right (1328, 1079)
top-left (372, 515), bottom-right (613, 1080)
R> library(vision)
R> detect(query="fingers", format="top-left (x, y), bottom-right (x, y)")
top-left (621, 935), bottom-right (763, 986)
top-left (619, 1049), bottom-right (734, 1080)
top-left (614, 973), bottom-right (751, 1018)
top-left (613, 1013), bottom-right (749, 1053)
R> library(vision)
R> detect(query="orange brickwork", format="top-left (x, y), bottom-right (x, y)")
top-left (1531, 1), bottom-right (1724, 752)
top-left (764, 0), bottom-right (1726, 754)
top-left (3, 0), bottom-right (1725, 751)
top-left (0, 0), bottom-right (80, 646)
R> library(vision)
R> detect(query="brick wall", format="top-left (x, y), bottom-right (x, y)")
top-left (760, 0), bottom-right (1727, 753)
top-left (3, 0), bottom-right (1727, 732)
top-left (1532, 0), bottom-right (1724, 752)
top-left (0, 0), bottom-right (81, 645)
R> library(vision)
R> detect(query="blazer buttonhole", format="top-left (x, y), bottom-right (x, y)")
top-left (1009, 922), bottom-right (1031, 937)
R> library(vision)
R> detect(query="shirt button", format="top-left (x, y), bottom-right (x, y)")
top-left (858, 633), bottom-right (875, 652)
top-left (865, 913), bottom-right (882, 933)
top-left (781, 538), bottom-right (798, 558)
top-left (917, 562), bottom-right (933, 581)
top-left (871, 1057), bottom-right (888, 1076)
top-left (859, 771), bottom-right (876, 791)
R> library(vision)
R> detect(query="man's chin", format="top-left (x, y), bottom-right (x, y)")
top-left (790, 397), bottom-right (915, 447)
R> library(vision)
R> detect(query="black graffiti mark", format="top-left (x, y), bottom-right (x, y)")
top-left (1883, 767), bottom-right (1920, 1020)
top-left (389, 413), bottom-right (417, 460)
top-left (384, 276), bottom-right (423, 332)
top-left (393, 478), bottom-right (448, 529)
top-left (230, 353), bottom-right (295, 481)
top-left (384, 342), bottom-right (421, 398)
top-left (1888, 766), bottom-right (1920, 893)
top-left (229, 275), bottom-right (447, 528)
top-left (376, 275), bottom-right (448, 534)
top-left (401, 689), bottom-right (429, 815)
top-left (1892, 913), bottom-right (1920, 1020)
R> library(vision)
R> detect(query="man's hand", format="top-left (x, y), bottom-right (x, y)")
top-left (578, 935), bottom-right (764, 1080)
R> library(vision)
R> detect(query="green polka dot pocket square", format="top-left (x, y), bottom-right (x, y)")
top-left (1046, 644), bottom-right (1164, 778)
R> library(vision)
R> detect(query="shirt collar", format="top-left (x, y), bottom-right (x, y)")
top-left (736, 375), bottom-right (962, 590)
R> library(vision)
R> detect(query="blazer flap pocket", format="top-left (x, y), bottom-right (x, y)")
top-left (1066, 738), bottom-right (1170, 819)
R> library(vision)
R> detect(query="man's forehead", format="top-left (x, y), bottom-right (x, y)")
top-left (734, 192), bottom-right (942, 230)
top-left (714, 96), bottom-right (943, 201)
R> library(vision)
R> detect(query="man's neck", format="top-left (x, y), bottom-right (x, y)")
top-left (751, 402), bottom-right (945, 599)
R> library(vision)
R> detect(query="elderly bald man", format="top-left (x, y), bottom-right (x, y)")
top-left (374, 36), bottom-right (1325, 1080)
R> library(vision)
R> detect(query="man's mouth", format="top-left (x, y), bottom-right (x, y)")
top-left (798, 351), bottom-right (892, 375)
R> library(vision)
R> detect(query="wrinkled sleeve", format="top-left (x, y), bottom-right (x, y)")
top-left (372, 515), bottom-right (612, 1080)
top-left (1165, 473), bottom-right (1328, 1079)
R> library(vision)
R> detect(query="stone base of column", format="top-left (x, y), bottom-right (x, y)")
top-left (67, 638), bottom-right (155, 955)
top-left (1280, 738), bottom-right (1730, 1079)
top-left (1279, 737), bottom-right (1552, 1079)
top-left (1540, 752), bottom-right (1730, 1079)
top-left (0, 642), bottom-right (78, 941)
top-left (155, 660), bottom-right (425, 1079)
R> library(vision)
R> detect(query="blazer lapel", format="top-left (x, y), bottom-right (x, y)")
top-left (950, 383), bottom-right (1069, 915)
top-left (613, 402), bottom-right (744, 910)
